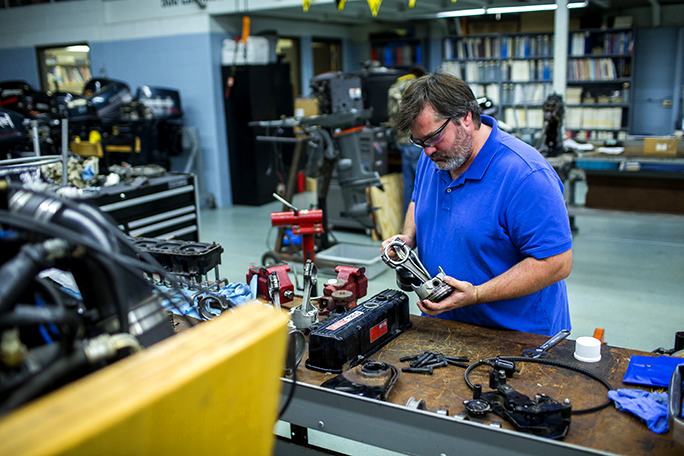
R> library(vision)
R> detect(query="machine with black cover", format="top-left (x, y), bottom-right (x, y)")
top-left (0, 182), bottom-right (181, 415)
top-left (306, 289), bottom-right (411, 373)
top-left (67, 79), bottom-right (184, 171)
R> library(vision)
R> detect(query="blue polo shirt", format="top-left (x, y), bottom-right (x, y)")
top-left (412, 115), bottom-right (572, 336)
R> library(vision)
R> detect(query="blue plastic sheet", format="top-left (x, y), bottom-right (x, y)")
top-left (623, 355), bottom-right (684, 387)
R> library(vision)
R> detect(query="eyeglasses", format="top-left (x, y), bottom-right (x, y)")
top-left (409, 118), bottom-right (451, 148)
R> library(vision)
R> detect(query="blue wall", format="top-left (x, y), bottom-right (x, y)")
top-left (632, 28), bottom-right (680, 135)
top-left (16, 32), bottom-right (233, 208)
top-left (0, 47), bottom-right (41, 88)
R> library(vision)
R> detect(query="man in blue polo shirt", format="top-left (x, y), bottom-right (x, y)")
top-left (381, 72), bottom-right (572, 336)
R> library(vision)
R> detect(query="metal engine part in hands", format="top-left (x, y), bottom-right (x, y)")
top-left (289, 260), bottom-right (318, 330)
top-left (381, 238), bottom-right (454, 303)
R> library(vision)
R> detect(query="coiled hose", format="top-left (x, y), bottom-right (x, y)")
top-left (464, 356), bottom-right (613, 415)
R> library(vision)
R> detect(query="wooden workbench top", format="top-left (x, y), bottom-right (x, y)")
top-left (292, 315), bottom-right (679, 455)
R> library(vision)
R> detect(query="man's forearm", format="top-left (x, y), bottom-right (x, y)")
top-left (402, 201), bottom-right (417, 249)
top-left (477, 249), bottom-right (572, 304)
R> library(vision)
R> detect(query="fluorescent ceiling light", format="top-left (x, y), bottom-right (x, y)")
top-left (65, 45), bottom-right (90, 52)
top-left (436, 8), bottom-right (486, 18)
top-left (568, 1), bottom-right (589, 8)
top-left (488, 4), bottom-right (556, 14)
top-left (488, 2), bottom-right (588, 14)
top-left (434, 2), bottom-right (588, 18)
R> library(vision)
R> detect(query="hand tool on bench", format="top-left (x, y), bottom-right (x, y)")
top-left (522, 329), bottom-right (570, 358)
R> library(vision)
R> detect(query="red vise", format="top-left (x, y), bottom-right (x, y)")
top-left (319, 265), bottom-right (368, 315)
top-left (246, 263), bottom-right (294, 303)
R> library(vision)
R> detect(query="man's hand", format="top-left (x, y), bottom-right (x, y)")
top-left (380, 234), bottom-right (415, 259)
top-left (417, 275), bottom-right (479, 316)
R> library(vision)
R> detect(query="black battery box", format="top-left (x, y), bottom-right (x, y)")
top-left (306, 289), bottom-right (412, 373)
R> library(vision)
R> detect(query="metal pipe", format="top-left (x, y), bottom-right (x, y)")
top-left (648, 0), bottom-right (661, 27)
top-left (31, 120), bottom-right (40, 157)
top-left (553, 0), bottom-right (569, 99)
top-left (672, 28), bottom-right (684, 131)
top-left (61, 119), bottom-right (69, 186)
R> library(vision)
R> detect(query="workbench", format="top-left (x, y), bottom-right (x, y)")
top-left (276, 314), bottom-right (679, 456)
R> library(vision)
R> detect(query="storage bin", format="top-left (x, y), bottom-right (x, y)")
top-left (317, 243), bottom-right (386, 279)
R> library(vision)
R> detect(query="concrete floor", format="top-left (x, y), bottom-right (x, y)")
top-left (198, 188), bottom-right (684, 455)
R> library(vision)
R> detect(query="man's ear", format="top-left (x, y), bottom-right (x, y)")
top-left (461, 111), bottom-right (473, 128)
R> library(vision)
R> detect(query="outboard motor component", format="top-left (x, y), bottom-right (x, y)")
top-left (0, 183), bottom-right (182, 414)
top-left (0, 109), bottom-right (26, 149)
top-left (309, 72), bottom-right (364, 115)
top-left (381, 238), bottom-right (454, 303)
top-left (321, 361), bottom-right (399, 400)
top-left (0, 80), bottom-right (51, 117)
top-left (463, 372), bottom-right (572, 440)
top-left (136, 86), bottom-right (182, 120)
top-left (306, 289), bottom-right (412, 373)
top-left (6, 187), bottom-right (174, 347)
top-left (67, 80), bottom-right (133, 120)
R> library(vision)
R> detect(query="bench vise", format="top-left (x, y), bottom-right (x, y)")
top-left (246, 263), bottom-right (294, 304)
top-left (318, 265), bottom-right (368, 315)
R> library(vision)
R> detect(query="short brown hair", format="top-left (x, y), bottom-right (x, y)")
top-left (395, 72), bottom-right (481, 133)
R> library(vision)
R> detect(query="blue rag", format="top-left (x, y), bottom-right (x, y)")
top-left (160, 282), bottom-right (256, 320)
top-left (607, 388), bottom-right (668, 434)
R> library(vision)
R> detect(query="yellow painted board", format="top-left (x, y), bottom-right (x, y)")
top-left (0, 303), bottom-right (289, 456)
top-left (369, 173), bottom-right (404, 240)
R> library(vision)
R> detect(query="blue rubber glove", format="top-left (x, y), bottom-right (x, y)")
top-left (607, 388), bottom-right (669, 434)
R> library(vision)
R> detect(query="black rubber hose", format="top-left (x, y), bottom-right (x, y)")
top-left (464, 356), bottom-right (613, 415)
top-left (0, 347), bottom-right (89, 416)
top-left (33, 277), bottom-right (80, 353)
top-left (0, 342), bottom-right (62, 396)
top-left (0, 304), bottom-right (82, 332)
top-left (0, 242), bottom-right (55, 314)
top-left (0, 211), bottom-right (196, 326)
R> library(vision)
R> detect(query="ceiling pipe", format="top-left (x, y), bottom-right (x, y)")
top-left (648, 0), bottom-right (661, 27)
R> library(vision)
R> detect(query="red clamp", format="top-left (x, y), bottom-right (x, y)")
top-left (246, 263), bottom-right (294, 303)
top-left (271, 209), bottom-right (324, 264)
top-left (318, 265), bottom-right (368, 315)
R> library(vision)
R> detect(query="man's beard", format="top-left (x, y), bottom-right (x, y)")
top-left (430, 124), bottom-right (473, 171)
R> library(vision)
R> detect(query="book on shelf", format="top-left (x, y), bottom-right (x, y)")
top-left (501, 60), bottom-right (552, 82)
top-left (503, 107), bottom-right (544, 129)
top-left (372, 43), bottom-right (421, 67)
top-left (566, 87), bottom-right (583, 104)
top-left (501, 83), bottom-right (552, 105)
top-left (450, 36), bottom-right (499, 59)
top-left (571, 30), bottom-right (633, 56)
top-left (501, 35), bottom-right (552, 58)
top-left (565, 107), bottom-right (623, 130)
top-left (568, 58), bottom-right (618, 81)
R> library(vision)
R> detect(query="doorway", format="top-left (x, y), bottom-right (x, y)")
top-left (36, 44), bottom-right (92, 95)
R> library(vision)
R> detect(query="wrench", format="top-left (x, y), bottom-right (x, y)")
top-left (522, 329), bottom-right (571, 358)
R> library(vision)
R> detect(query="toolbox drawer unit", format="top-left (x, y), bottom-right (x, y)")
top-left (87, 173), bottom-right (200, 241)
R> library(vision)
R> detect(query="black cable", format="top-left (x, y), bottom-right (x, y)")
top-left (464, 356), bottom-right (613, 415)
top-left (0, 210), bottom-right (196, 326)
top-left (0, 343), bottom-right (63, 396)
top-left (33, 277), bottom-right (81, 352)
top-left (278, 366), bottom-right (297, 420)
top-left (0, 304), bottom-right (82, 331)
top-left (0, 346), bottom-right (89, 416)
